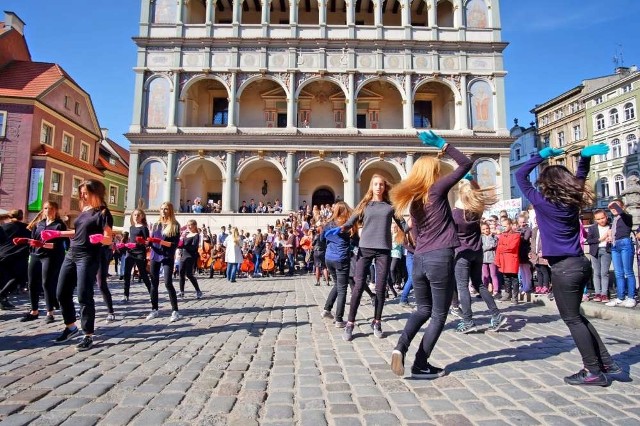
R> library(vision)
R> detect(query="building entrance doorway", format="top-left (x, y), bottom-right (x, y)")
top-left (312, 188), bottom-right (335, 208)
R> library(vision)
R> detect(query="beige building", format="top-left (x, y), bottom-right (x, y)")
top-left (126, 0), bottom-right (513, 216)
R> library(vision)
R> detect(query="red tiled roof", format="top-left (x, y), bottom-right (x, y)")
top-left (0, 60), bottom-right (78, 98)
top-left (105, 138), bottom-right (130, 166)
top-left (32, 144), bottom-right (103, 176)
top-left (97, 156), bottom-right (128, 177)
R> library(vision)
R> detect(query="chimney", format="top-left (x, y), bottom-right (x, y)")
top-left (100, 128), bottom-right (109, 140)
top-left (615, 66), bottom-right (630, 75)
top-left (3, 11), bottom-right (25, 35)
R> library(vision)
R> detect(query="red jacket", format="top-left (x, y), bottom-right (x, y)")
top-left (495, 231), bottom-right (520, 274)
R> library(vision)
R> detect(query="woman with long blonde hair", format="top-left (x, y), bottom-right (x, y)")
top-left (20, 202), bottom-right (67, 323)
top-left (148, 202), bottom-right (181, 322)
top-left (389, 131), bottom-right (472, 379)
top-left (42, 180), bottom-right (114, 351)
top-left (224, 227), bottom-right (243, 282)
top-left (451, 176), bottom-right (507, 335)
top-left (338, 174), bottom-right (408, 341)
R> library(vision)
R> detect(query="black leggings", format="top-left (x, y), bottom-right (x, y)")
top-left (179, 257), bottom-right (201, 293)
top-left (348, 247), bottom-right (390, 322)
top-left (0, 255), bottom-right (28, 299)
top-left (28, 254), bottom-right (63, 312)
top-left (150, 259), bottom-right (178, 311)
top-left (124, 256), bottom-right (151, 298)
top-left (536, 264), bottom-right (551, 288)
top-left (96, 248), bottom-right (114, 314)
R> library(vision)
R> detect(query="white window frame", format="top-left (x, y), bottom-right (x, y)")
top-left (80, 141), bottom-right (90, 163)
top-left (600, 177), bottom-right (609, 198)
top-left (611, 138), bottom-right (622, 159)
top-left (610, 108), bottom-right (619, 125)
top-left (595, 96), bottom-right (603, 105)
top-left (0, 111), bottom-right (7, 138)
top-left (61, 131), bottom-right (74, 155)
top-left (624, 102), bottom-right (635, 121)
top-left (50, 169), bottom-right (64, 194)
top-left (573, 125), bottom-right (581, 141)
top-left (627, 134), bottom-right (638, 155)
top-left (108, 184), bottom-right (118, 205)
top-left (72, 176), bottom-right (83, 198)
top-left (622, 84), bottom-right (632, 93)
top-left (40, 120), bottom-right (55, 146)
top-left (595, 114), bottom-right (605, 131)
top-left (614, 174), bottom-right (625, 196)
top-left (557, 131), bottom-right (565, 147)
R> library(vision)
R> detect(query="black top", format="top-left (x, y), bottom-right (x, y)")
top-left (610, 203), bottom-right (634, 241)
top-left (70, 207), bottom-right (114, 257)
top-left (0, 221), bottom-right (30, 261)
top-left (452, 208), bottom-right (482, 254)
top-left (312, 233), bottom-right (326, 253)
top-left (32, 218), bottom-right (67, 258)
top-left (181, 233), bottom-right (200, 260)
top-left (128, 225), bottom-right (150, 260)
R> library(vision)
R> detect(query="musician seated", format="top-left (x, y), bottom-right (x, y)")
top-left (261, 242), bottom-right (276, 277)
top-left (210, 243), bottom-right (227, 277)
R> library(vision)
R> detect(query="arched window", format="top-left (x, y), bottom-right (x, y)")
top-left (626, 134), bottom-right (638, 155)
top-left (624, 102), bottom-right (636, 121)
top-left (599, 177), bottom-right (609, 198)
top-left (611, 138), bottom-right (622, 159)
top-left (610, 108), bottom-right (619, 125)
top-left (629, 170), bottom-right (640, 178)
top-left (614, 174), bottom-right (625, 196)
top-left (436, 0), bottom-right (454, 27)
top-left (596, 114), bottom-right (605, 130)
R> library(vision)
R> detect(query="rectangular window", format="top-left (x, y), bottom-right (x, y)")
top-left (62, 132), bottom-right (73, 154)
top-left (212, 98), bottom-right (229, 126)
top-left (72, 177), bottom-right (82, 198)
top-left (64, 96), bottom-right (70, 109)
top-left (356, 114), bottom-right (367, 129)
top-left (80, 142), bottom-right (90, 162)
top-left (74, 102), bottom-right (81, 115)
top-left (277, 113), bottom-right (287, 128)
top-left (0, 111), bottom-right (6, 138)
top-left (573, 125), bottom-right (581, 141)
top-left (595, 96), bottom-right (603, 105)
top-left (413, 101), bottom-right (433, 128)
top-left (40, 121), bottom-right (54, 146)
top-left (557, 131), bottom-right (565, 147)
top-left (109, 185), bottom-right (118, 205)
top-left (623, 84), bottom-right (632, 93)
top-left (51, 170), bottom-right (63, 193)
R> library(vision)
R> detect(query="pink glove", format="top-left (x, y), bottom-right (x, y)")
top-left (178, 239), bottom-right (184, 248)
top-left (41, 230), bottom-right (62, 241)
top-left (135, 236), bottom-right (145, 244)
top-left (148, 237), bottom-right (162, 244)
top-left (29, 239), bottom-right (45, 248)
top-left (89, 234), bottom-right (104, 244)
top-left (12, 237), bottom-right (30, 245)
top-left (116, 243), bottom-right (125, 250)
top-left (124, 242), bottom-right (137, 249)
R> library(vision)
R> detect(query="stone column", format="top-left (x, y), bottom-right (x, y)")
top-left (289, 0), bottom-right (298, 34)
top-left (346, 72), bottom-right (356, 128)
top-left (500, 152), bottom-right (511, 199)
top-left (287, 72), bottom-right (296, 128)
top-left (346, 0), bottom-right (355, 37)
top-left (139, 0), bottom-right (152, 36)
top-left (228, 71), bottom-right (238, 127)
top-left (233, 0), bottom-right (241, 36)
top-left (454, 0), bottom-right (463, 28)
top-left (318, 0), bottom-right (326, 25)
top-left (403, 72), bottom-right (413, 129)
top-left (494, 75), bottom-right (508, 131)
top-left (284, 151), bottom-right (296, 211)
top-left (427, 0), bottom-right (435, 27)
top-left (127, 150), bottom-right (140, 211)
top-left (165, 150), bottom-right (176, 204)
top-left (129, 69), bottom-right (146, 133)
top-left (347, 152), bottom-right (357, 207)
top-left (167, 71), bottom-right (179, 131)
top-left (206, 0), bottom-right (215, 36)
top-left (262, 0), bottom-right (270, 36)
top-left (176, 0), bottom-right (185, 36)
top-left (405, 152), bottom-right (414, 173)
top-left (223, 151), bottom-right (235, 212)
top-left (458, 73), bottom-right (469, 130)
top-left (374, 0), bottom-right (382, 26)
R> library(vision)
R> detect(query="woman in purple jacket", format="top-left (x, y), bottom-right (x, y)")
top-left (389, 131), bottom-right (472, 379)
top-left (516, 143), bottom-right (620, 386)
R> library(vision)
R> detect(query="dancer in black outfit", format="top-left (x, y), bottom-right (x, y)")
top-left (122, 209), bottom-right (152, 303)
top-left (178, 219), bottom-right (203, 299)
top-left (0, 210), bottom-right (30, 310)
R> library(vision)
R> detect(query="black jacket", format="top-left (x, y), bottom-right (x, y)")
top-left (585, 223), bottom-right (611, 257)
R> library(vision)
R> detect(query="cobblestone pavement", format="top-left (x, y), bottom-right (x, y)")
top-left (1, 273), bottom-right (639, 426)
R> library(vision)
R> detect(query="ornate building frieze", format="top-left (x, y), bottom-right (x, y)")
top-left (139, 150), bottom-right (169, 163)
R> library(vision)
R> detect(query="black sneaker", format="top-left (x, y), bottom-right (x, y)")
top-left (76, 335), bottom-right (93, 352)
top-left (411, 363), bottom-right (446, 379)
top-left (391, 349), bottom-right (405, 376)
top-left (20, 313), bottom-right (39, 322)
top-left (0, 299), bottom-right (15, 310)
top-left (602, 362), bottom-right (623, 375)
top-left (372, 321), bottom-right (383, 338)
top-left (563, 369), bottom-right (609, 386)
top-left (45, 315), bottom-right (55, 324)
top-left (54, 327), bottom-right (79, 343)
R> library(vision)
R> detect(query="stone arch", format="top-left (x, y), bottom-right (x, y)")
top-left (467, 78), bottom-right (495, 131)
top-left (140, 159), bottom-right (167, 210)
top-left (144, 75), bottom-right (173, 128)
top-left (472, 157), bottom-right (500, 189)
top-left (297, 158), bottom-right (347, 208)
top-left (175, 155), bottom-right (226, 178)
top-left (295, 76), bottom-right (348, 100)
top-left (357, 157), bottom-right (406, 181)
top-left (412, 77), bottom-right (461, 103)
top-left (358, 158), bottom-right (404, 198)
top-left (464, 0), bottom-right (490, 28)
top-left (295, 79), bottom-right (348, 128)
top-left (237, 75), bottom-right (289, 99)
top-left (413, 78), bottom-right (459, 130)
top-left (355, 76), bottom-right (406, 102)
top-left (237, 78), bottom-right (289, 127)
top-left (179, 74), bottom-right (230, 101)
top-left (139, 156), bottom-right (168, 170)
top-left (235, 156), bottom-right (287, 180)
top-left (177, 157), bottom-right (225, 207)
top-left (236, 157), bottom-right (286, 207)
top-left (295, 157), bottom-right (348, 181)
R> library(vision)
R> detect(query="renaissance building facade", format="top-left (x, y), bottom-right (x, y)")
top-left (126, 0), bottom-right (512, 214)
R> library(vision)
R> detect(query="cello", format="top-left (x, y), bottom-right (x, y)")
top-left (197, 231), bottom-right (213, 272)
top-left (211, 244), bottom-right (227, 275)
top-left (240, 251), bottom-right (255, 276)
top-left (261, 244), bottom-right (276, 276)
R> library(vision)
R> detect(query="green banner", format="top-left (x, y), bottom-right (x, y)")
top-left (28, 168), bottom-right (44, 212)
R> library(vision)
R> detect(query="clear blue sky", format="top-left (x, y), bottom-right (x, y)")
top-left (4, 0), bottom-right (640, 147)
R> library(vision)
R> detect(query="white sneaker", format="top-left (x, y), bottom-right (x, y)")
top-left (605, 298), bottom-right (625, 307)
top-left (170, 311), bottom-right (181, 322)
top-left (146, 310), bottom-right (159, 320)
top-left (623, 298), bottom-right (637, 308)
top-left (105, 313), bottom-right (116, 323)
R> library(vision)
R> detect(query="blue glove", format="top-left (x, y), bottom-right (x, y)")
top-left (463, 172), bottom-right (474, 181)
top-left (417, 130), bottom-right (446, 149)
top-left (580, 143), bottom-right (609, 158)
top-left (324, 227), bottom-right (341, 237)
top-left (539, 147), bottom-right (564, 159)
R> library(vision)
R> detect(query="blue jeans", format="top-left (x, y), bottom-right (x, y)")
top-left (226, 262), bottom-right (239, 282)
top-left (549, 255), bottom-right (613, 373)
top-left (400, 252), bottom-right (414, 303)
top-left (395, 248), bottom-right (455, 368)
top-left (611, 238), bottom-right (636, 300)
